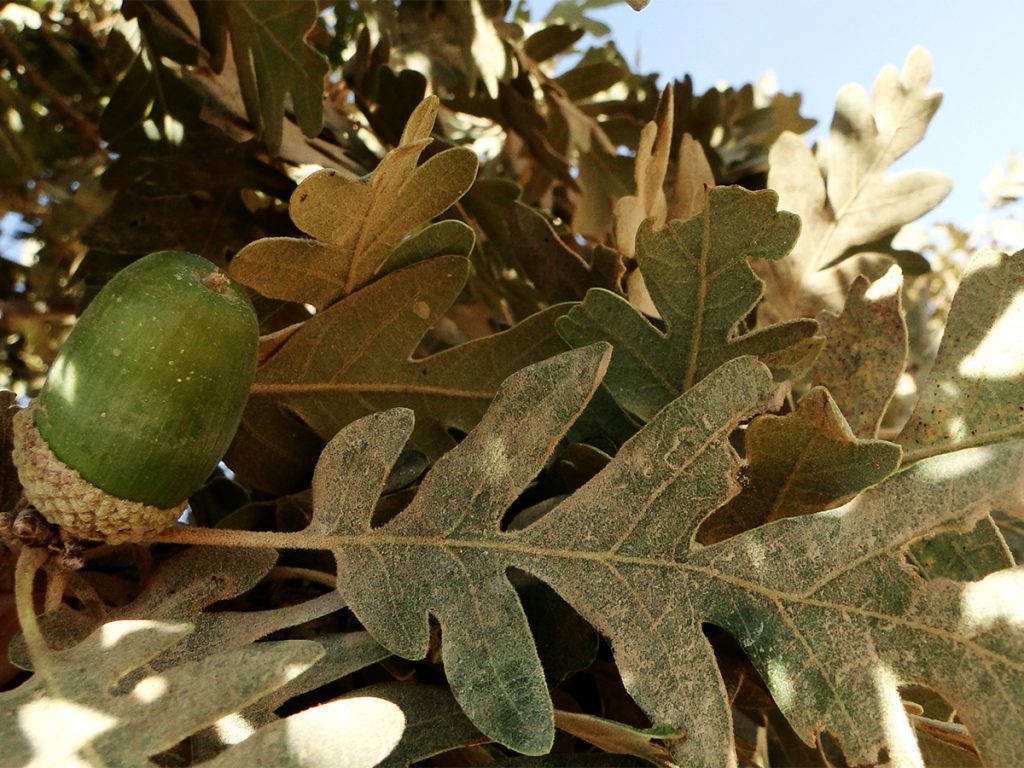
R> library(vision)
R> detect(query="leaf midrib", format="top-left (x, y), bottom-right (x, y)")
top-left (332, 531), bottom-right (1021, 673)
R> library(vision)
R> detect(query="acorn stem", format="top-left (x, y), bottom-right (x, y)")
top-left (201, 269), bottom-right (231, 294)
top-left (14, 547), bottom-right (50, 674)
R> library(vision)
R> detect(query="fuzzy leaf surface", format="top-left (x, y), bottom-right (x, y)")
top-left (306, 347), bottom-right (1024, 766)
top-left (230, 97), bottom-right (479, 309)
top-left (558, 186), bottom-right (818, 420)
top-left (762, 47), bottom-right (951, 321)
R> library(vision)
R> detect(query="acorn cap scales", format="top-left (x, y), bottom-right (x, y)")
top-left (11, 250), bottom-right (259, 542)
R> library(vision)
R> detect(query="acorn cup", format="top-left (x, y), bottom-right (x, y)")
top-left (11, 251), bottom-right (259, 543)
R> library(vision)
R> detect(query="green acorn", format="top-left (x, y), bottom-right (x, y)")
top-left (11, 250), bottom-right (258, 542)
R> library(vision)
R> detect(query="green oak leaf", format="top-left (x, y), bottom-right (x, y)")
top-left (230, 96), bottom-right (479, 309)
top-left (557, 186), bottom-right (819, 420)
top-left (305, 347), bottom-right (1024, 766)
top-left (699, 386), bottom-right (902, 544)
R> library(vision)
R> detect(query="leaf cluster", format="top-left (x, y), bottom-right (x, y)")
top-left (2, 3), bottom-right (1023, 768)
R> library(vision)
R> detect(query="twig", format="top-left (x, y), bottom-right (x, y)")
top-left (0, 31), bottom-right (104, 149)
top-left (144, 524), bottom-right (319, 550)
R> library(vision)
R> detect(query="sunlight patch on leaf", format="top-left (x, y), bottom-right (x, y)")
top-left (958, 290), bottom-right (1024, 379)
top-left (873, 664), bottom-right (926, 768)
top-left (959, 568), bottom-right (1024, 633)
top-left (900, 248), bottom-right (1024, 461)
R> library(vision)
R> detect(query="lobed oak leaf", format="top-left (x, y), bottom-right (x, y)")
top-left (298, 346), bottom-right (1024, 766)
top-left (228, 256), bottom-right (572, 493)
top-left (558, 186), bottom-right (819, 421)
top-left (230, 96), bottom-right (479, 310)
top-left (762, 47), bottom-right (951, 322)
top-left (812, 265), bottom-right (909, 438)
top-left (698, 386), bottom-right (903, 544)
top-left (196, 0), bottom-right (329, 155)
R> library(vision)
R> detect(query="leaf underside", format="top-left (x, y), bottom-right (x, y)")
top-left (301, 345), bottom-right (1024, 766)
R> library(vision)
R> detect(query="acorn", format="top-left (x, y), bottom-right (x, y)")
top-left (11, 250), bottom-right (259, 543)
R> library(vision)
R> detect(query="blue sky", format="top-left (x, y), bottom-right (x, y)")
top-left (532, 0), bottom-right (1024, 228)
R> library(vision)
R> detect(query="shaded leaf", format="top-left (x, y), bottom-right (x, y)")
top-left (699, 387), bottom-right (902, 544)
top-left (555, 61), bottom-right (627, 102)
top-left (509, 202), bottom-right (623, 302)
top-left (523, 24), bottom-right (585, 63)
top-left (230, 97), bottom-right (479, 309)
top-left (382, 220), bottom-right (476, 275)
top-left (812, 265), bottom-right (909, 438)
top-left (553, 710), bottom-right (682, 767)
top-left (197, 0), bottom-right (329, 154)
top-left (242, 256), bottom-right (571, 465)
top-left (558, 186), bottom-right (818, 420)
top-left (574, 142), bottom-right (633, 240)
top-left (763, 47), bottom-right (951, 321)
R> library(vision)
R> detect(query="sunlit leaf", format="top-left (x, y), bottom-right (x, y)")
top-left (0, 618), bottom-right (323, 766)
top-left (230, 97), bottom-right (479, 309)
top-left (899, 248), bottom-right (1024, 462)
top-left (763, 47), bottom-right (951, 321)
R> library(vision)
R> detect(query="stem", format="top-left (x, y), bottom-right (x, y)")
top-left (0, 31), bottom-right (103, 148)
top-left (43, 567), bottom-right (67, 613)
top-left (143, 524), bottom-right (327, 550)
top-left (14, 547), bottom-right (51, 675)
